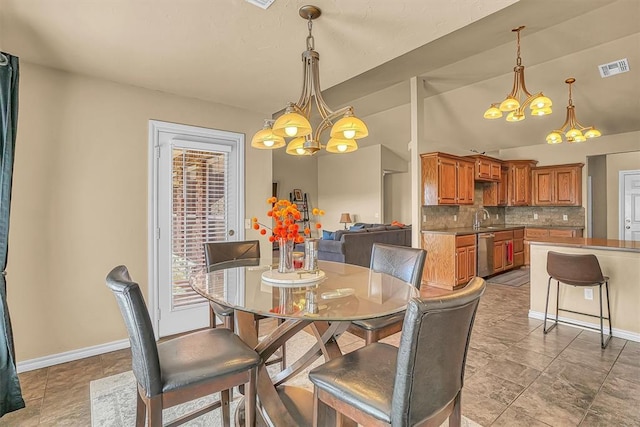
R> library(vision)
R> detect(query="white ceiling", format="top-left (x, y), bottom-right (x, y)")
top-left (2, 0), bottom-right (639, 160)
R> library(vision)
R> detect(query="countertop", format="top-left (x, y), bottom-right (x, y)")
top-left (529, 237), bottom-right (640, 253)
top-left (421, 224), bottom-right (583, 236)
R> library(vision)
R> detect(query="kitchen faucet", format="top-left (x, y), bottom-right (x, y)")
top-left (473, 208), bottom-right (490, 229)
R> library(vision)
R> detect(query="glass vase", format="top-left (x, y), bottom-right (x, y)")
top-left (278, 238), bottom-right (294, 273)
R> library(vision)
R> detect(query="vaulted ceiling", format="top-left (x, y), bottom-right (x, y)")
top-left (2, 0), bottom-right (638, 160)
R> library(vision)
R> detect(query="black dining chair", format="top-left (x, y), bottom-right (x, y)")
top-left (106, 265), bottom-right (260, 427)
top-left (347, 243), bottom-right (427, 344)
top-left (204, 240), bottom-right (285, 369)
top-left (309, 277), bottom-right (486, 427)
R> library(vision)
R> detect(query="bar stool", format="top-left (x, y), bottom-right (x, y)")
top-left (544, 251), bottom-right (612, 348)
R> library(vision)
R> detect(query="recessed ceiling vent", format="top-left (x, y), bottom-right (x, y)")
top-left (245, 0), bottom-right (275, 10)
top-left (598, 58), bottom-right (629, 78)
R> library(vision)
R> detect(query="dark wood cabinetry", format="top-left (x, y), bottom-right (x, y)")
top-left (421, 152), bottom-right (474, 206)
top-left (483, 165), bottom-right (509, 207)
top-left (532, 163), bottom-right (583, 206)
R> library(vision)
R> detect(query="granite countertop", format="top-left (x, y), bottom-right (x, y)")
top-left (529, 236), bottom-right (640, 253)
top-left (421, 224), bottom-right (584, 235)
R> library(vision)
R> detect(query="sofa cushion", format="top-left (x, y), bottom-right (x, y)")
top-left (349, 224), bottom-right (366, 231)
top-left (367, 226), bottom-right (387, 232)
top-left (317, 239), bottom-right (344, 254)
top-left (334, 229), bottom-right (366, 241)
top-left (322, 230), bottom-right (336, 240)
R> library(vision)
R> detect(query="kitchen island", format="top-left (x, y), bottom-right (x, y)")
top-left (529, 237), bottom-right (640, 342)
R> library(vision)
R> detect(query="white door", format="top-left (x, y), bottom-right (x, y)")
top-left (150, 121), bottom-right (244, 337)
top-left (621, 170), bottom-right (640, 241)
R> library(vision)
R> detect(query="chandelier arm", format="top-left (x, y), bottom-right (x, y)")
top-left (517, 67), bottom-right (534, 99)
top-left (313, 106), bottom-right (352, 141)
top-left (295, 57), bottom-right (313, 112)
top-left (310, 53), bottom-right (335, 120)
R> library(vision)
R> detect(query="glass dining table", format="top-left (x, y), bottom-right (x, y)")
top-left (190, 258), bottom-right (419, 426)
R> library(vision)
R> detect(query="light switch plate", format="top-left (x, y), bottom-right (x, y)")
top-left (534, 213), bottom-right (538, 220)
top-left (584, 289), bottom-right (593, 300)
top-left (563, 215), bottom-right (568, 221)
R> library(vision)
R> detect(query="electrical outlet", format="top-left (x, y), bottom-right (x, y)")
top-left (454, 214), bottom-right (457, 222)
top-left (584, 288), bottom-right (594, 300)
top-left (534, 213), bottom-right (539, 220)
top-left (423, 215), bottom-right (427, 222)
top-left (495, 214), bottom-right (499, 220)
top-left (563, 214), bottom-right (568, 221)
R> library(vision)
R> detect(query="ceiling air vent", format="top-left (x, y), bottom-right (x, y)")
top-left (245, 0), bottom-right (275, 9)
top-left (598, 58), bottom-right (629, 78)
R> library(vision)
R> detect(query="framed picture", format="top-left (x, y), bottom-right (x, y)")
top-left (293, 189), bottom-right (303, 201)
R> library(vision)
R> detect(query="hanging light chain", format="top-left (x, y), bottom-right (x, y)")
top-left (306, 16), bottom-right (314, 51)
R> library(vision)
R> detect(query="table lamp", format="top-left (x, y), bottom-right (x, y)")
top-left (339, 213), bottom-right (352, 229)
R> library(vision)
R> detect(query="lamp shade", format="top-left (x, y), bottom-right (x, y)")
top-left (251, 128), bottom-right (286, 149)
top-left (285, 137), bottom-right (309, 156)
top-left (326, 138), bottom-right (358, 153)
top-left (483, 105), bottom-right (503, 119)
top-left (339, 213), bottom-right (352, 224)
top-left (272, 111), bottom-right (312, 138)
top-left (330, 115), bottom-right (369, 140)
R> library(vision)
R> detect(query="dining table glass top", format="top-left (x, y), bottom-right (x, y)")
top-left (190, 258), bottom-right (420, 321)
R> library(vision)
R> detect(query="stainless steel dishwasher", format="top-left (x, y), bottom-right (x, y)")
top-left (477, 233), bottom-right (495, 277)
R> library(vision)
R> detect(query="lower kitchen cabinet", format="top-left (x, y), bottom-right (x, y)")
top-left (421, 232), bottom-right (476, 290)
top-left (523, 227), bottom-right (584, 265)
top-left (493, 230), bottom-right (514, 274)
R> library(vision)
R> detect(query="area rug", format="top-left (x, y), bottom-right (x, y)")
top-left (91, 331), bottom-right (482, 426)
top-left (487, 267), bottom-right (530, 287)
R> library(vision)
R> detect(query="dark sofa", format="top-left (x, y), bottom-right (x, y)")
top-left (299, 223), bottom-right (411, 268)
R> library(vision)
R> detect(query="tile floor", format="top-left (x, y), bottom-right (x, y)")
top-left (2, 282), bottom-right (639, 426)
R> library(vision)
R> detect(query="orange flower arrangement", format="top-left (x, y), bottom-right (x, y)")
top-left (252, 197), bottom-right (325, 243)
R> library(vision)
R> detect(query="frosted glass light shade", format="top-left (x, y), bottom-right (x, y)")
top-left (273, 112), bottom-right (312, 138)
top-left (499, 97), bottom-right (520, 112)
top-left (530, 95), bottom-right (552, 109)
top-left (546, 132), bottom-right (562, 144)
top-left (483, 105), bottom-right (503, 119)
top-left (251, 128), bottom-right (285, 149)
top-left (285, 137), bottom-right (310, 156)
top-left (326, 138), bottom-right (358, 153)
top-left (531, 107), bottom-right (552, 116)
top-left (506, 111), bottom-right (525, 122)
top-left (330, 115), bottom-right (368, 140)
top-left (565, 128), bottom-right (582, 139)
top-left (585, 128), bottom-right (602, 139)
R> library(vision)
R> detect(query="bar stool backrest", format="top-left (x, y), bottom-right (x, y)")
top-left (546, 251), bottom-right (605, 286)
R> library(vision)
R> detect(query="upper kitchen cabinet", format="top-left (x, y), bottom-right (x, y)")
top-left (421, 152), bottom-right (474, 206)
top-left (532, 163), bottom-right (584, 206)
top-left (482, 164), bottom-right (509, 207)
top-left (506, 160), bottom-right (538, 206)
top-left (467, 155), bottom-right (502, 182)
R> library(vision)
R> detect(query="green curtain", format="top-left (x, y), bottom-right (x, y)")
top-left (0, 52), bottom-right (24, 417)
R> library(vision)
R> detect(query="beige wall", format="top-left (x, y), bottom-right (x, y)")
top-left (606, 151), bottom-right (640, 239)
top-left (9, 63), bottom-right (271, 363)
top-left (318, 145), bottom-right (382, 231)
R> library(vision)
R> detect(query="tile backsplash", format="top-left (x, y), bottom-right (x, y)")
top-left (422, 184), bottom-right (585, 229)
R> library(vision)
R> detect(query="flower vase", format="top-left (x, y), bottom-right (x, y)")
top-left (278, 238), bottom-right (294, 273)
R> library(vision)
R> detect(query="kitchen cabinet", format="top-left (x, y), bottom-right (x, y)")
top-left (532, 163), bottom-right (583, 206)
top-left (482, 165), bottom-right (509, 206)
top-left (506, 160), bottom-right (538, 206)
top-left (467, 155), bottom-right (502, 182)
top-left (523, 227), bottom-right (584, 265)
top-left (421, 232), bottom-right (476, 290)
top-left (513, 228), bottom-right (524, 267)
top-left (421, 152), bottom-right (475, 206)
top-left (493, 230), bottom-right (514, 274)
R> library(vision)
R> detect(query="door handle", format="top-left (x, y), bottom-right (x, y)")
top-left (228, 229), bottom-right (235, 236)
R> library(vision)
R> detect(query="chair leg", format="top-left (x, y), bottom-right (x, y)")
top-left (221, 389), bottom-right (231, 427)
top-left (146, 394), bottom-right (162, 427)
top-left (224, 314), bottom-right (234, 332)
top-left (450, 391), bottom-right (462, 427)
top-left (245, 368), bottom-right (257, 427)
top-left (599, 283), bottom-right (612, 349)
top-left (135, 389), bottom-right (145, 427)
top-left (209, 305), bottom-right (218, 329)
top-left (364, 330), bottom-right (379, 345)
top-left (313, 386), bottom-right (337, 427)
top-left (605, 281), bottom-right (613, 337)
top-left (543, 277), bottom-right (558, 334)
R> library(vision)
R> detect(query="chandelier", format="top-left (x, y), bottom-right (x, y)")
top-left (546, 78), bottom-right (602, 144)
top-left (251, 5), bottom-right (368, 155)
top-left (483, 26), bottom-right (552, 122)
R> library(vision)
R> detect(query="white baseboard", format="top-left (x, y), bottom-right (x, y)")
top-left (16, 339), bottom-right (130, 373)
top-left (528, 310), bottom-right (640, 343)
